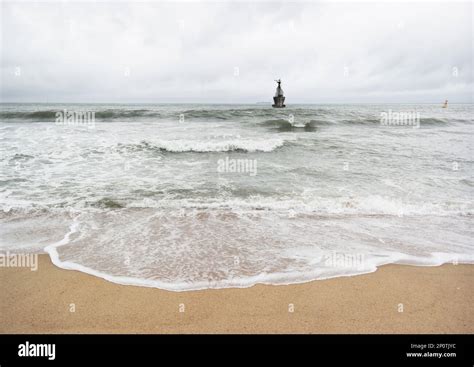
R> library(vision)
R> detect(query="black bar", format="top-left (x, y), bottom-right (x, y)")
top-left (0, 334), bottom-right (472, 365)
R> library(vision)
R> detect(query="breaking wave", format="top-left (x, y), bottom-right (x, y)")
top-left (0, 110), bottom-right (59, 120)
top-left (1, 107), bottom-right (471, 128)
top-left (134, 138), bottom-right (288, 152)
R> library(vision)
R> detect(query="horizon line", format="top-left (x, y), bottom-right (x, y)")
top-left (1, 101), bottom-right (471, 105)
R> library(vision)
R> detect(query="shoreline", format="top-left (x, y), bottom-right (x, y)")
top-left (1, 255), bottom-right (473, 334)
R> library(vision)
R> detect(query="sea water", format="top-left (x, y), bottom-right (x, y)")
top-left (0, 103), bottom-right (473, 290)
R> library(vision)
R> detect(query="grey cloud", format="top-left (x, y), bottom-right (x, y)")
top-left (1, 1), bottom-right (472, 103)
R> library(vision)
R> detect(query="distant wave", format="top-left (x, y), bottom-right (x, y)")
top-left (260, 119), bottom-right (293, 127)
top-left (341, 118), bottom-right (381, 125)
top-left (258, 117), bottom-right (453, 128)
top-left (0, 110), bottom-right (59, 120)
top-left (1, 109), bottom-right (468, 127)
top-left (0, 107), bottom-right (337, 123)
top-left (136, 138), bottom-right (287, 152)
top-left (0, 109), bottom-right (159, 121)
top-left (419, 117), bottom-right (449, 126)
top-left (92, 198), bottom-right (125, 209)
top-left (180, 109), bottom-right (230, 120)
top-left (259, 119), bottom-right (317, 131)
top-left (0, 108), bottom-right (270, 121)
top-left (94, 109), bottom-right (156, 119)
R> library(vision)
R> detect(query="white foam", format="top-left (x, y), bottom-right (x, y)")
top-left (152, 138), bottom-right (287, 152)
top-left (124, 195), bottom-right (473, 216)
top-left (34, 209), bottom-right (474, 292)
top-left (44, 247), bottom-right (474, 292)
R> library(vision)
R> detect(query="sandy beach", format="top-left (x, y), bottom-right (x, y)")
top-left (0, 255), bottom-right (472, 334)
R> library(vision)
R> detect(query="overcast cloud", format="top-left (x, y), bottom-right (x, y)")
top-left (1, 1), bottom-right (472, 103)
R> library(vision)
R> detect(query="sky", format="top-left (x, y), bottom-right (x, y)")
top-left (1, 0), bottom-right (472, 103)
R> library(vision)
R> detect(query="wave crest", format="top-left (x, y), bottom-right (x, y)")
top-left (136, 138), bottom-right (287, 152)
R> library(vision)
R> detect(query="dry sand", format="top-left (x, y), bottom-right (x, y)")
top-left (0, 255), bottom-right (472, 333)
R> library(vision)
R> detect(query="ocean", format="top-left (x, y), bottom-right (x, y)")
top-left (0, 103), bottom-right (473, 291)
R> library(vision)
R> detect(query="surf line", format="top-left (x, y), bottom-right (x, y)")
top-left (41, 214), bottom-right (179, 290)
top-left (43, 217), bottom-right (81, 271)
